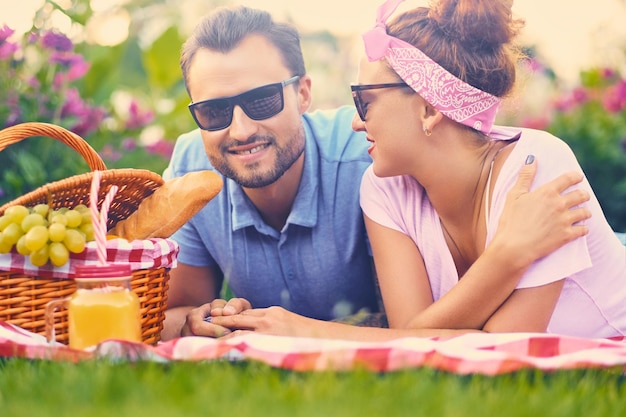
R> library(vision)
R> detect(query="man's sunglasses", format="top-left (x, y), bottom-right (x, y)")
top-left (188, 75), bottom-right (301, 131)
top-left (351, 82), bottom-right (409, 121)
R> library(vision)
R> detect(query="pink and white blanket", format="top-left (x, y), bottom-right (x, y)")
top-left (1, 321), bottom-right (625, 375)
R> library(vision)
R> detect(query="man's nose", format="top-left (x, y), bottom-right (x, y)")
top-left (229, 105), bottom-right (259, 139)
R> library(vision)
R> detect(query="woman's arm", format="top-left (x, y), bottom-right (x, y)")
top-left (482, 280), bottom-right (565, 332)
top-left (388, 164), bottom-right (589, 331)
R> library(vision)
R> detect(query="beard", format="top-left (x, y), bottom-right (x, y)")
top-left (209, 125), bottom-right (305, 188)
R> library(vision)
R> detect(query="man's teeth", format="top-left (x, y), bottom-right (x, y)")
top-left (237, 145), bottom-right (266, 155)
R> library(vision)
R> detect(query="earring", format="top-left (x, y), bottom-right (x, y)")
top-left (423, 126), bottom-right (432, 136)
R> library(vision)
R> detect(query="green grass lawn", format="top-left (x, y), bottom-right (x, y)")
top-left (0, 358), bottom-right (624, 417)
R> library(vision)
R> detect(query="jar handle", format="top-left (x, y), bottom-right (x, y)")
top-left (45, 298), bottom-right (70, 345)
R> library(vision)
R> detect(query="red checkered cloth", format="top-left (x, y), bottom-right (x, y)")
top-left (0, 238), bottom-right (179, 279)
top-left (1, 322), bottom-right (625, 374)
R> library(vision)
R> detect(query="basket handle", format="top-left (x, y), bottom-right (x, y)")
top-left (0, 122), bottom-right (107, 171)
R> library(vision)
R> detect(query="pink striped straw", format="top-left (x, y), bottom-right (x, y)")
top-left (89, 171), bottom-right (118, 266)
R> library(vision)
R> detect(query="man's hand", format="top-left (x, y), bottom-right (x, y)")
top-left (181, 298), bottom-right (253, 337)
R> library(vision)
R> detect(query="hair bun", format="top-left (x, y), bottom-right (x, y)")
top-left (428, 0), bottom-right (522, 50)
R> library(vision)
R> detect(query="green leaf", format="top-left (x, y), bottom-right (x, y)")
top-left (143, 26), bottom-right (185, 90)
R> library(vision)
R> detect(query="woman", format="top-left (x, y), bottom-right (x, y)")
top-left (204, 0), bottom-right (624, 340)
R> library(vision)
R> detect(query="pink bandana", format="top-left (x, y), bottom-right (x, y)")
top-left (362, 0), bottom-right (501, 135)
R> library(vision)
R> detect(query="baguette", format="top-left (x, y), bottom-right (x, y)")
top-left (109, 170), bottom-right (223, 241)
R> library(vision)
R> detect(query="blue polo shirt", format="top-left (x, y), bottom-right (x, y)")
top-left (163, 106), bottom-right (378, 320)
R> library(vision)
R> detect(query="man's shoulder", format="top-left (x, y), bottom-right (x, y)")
top-left (303, 105), bottom-right (369, 162)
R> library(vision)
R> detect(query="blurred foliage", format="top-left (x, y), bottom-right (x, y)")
top-left (0, 0), bottom-right (192, 206)
top-left (0, 0), bottom-right (357, 207)
top-left (500, 56), bottom-right (626, 232)
top-left (1, 1), bottom-right (623, 232)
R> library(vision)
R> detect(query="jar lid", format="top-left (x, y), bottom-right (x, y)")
top-left (74, 264), bottom-right (132, 278)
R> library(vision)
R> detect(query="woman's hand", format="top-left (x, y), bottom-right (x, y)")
top-left (492, 155), bottom-right (591, 269)
top-left (180, 297), bottom-right (253, 338)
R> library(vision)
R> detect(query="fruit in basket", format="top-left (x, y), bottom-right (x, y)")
top-left (0, 204), bottom-right (93, 266)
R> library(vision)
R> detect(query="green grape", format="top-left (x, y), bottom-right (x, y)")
top-left (74, 204), bottom-right (89, 213)
top-left (80, 222), bottom-right (95, 242)
top-left (0, 233), bottom-right (13, 254)
top-left (49, 212), bottom-right (68, 226)
top-left (48, 222), bottom-right (67, 242)
top-left (24, 225), bottom-right (49, 252)
top-left (29, 244), bottom-right (50, 267)
top-left (21, 213), bottom-right (46, 233)
top-left (16, 235), bottom-right (31, 255)
top-left (3, 222), bottom-right (24, 246)
top-left (0, 214), bottom-right (12, 232)
top-left (49, 242), bottom-right (69, 267)
top-left (64, 229), bottom-right (86, 254)
top-left (80, 211), bottom-right (92, 226)
top-left (32, 204), bottom-right (50, 217)
top-left (5, 205), bottom-right (30, 224)
top-left (65, 209), bottom-right (83, 228)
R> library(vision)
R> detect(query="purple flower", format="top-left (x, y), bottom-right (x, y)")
top-left (121, 138), bottom-right (138, 151)
top-left (99, 144), bottom-right (122, 163)
top-left (70, 107), bottom-right (107, 137)
top-left (59, 89), bottom-right (107, 136)
top-left (27, 32), bottom-right (39, 44)
top-left (41, 31), bottom-right (73, 52)
top-left (60, 89), bottom-right (88, 118)
top-left (125, 100), bottom-right (155, 130)
top-left (621, 137), bottom-right (626, 153)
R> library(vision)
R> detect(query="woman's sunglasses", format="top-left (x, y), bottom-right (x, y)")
top-left (188, 76), bottom-right (300, 131)
top-left (351, 82), bottom-right (408, 121)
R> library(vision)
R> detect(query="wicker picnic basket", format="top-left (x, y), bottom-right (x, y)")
top-left (0, 122), bottom-right (170, 345)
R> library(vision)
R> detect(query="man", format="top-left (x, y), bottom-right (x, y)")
top-left (161, 6), bottom-right (380, 340)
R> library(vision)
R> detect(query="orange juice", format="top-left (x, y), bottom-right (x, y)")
top-left (68, 287), bottom-right (141, 349)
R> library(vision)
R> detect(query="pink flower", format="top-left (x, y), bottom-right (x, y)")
top-left (0, 25), bottom-right (14, 42)
top-left (571, 87), bottom-right (588, 105)
top-left (553, 88), bottom-right (588, 112)
top-left (602, 80), bottom-right (626, 113)
top-left (0, 41), bottom-right (18, 59)
top-left (520, 115), bottom-right (550, 130)
top-left (601, 67), bottom-right (616, 80)
top-left (0, 26), bottom-right (18, 59)
top-left (146, 139), bottom-right (174, 159)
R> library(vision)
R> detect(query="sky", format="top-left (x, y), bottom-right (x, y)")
top-left (3, 0), bottom-right (626, 84)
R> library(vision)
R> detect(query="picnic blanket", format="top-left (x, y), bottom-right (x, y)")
top-left (1, 321), bottom-right (625, 375)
